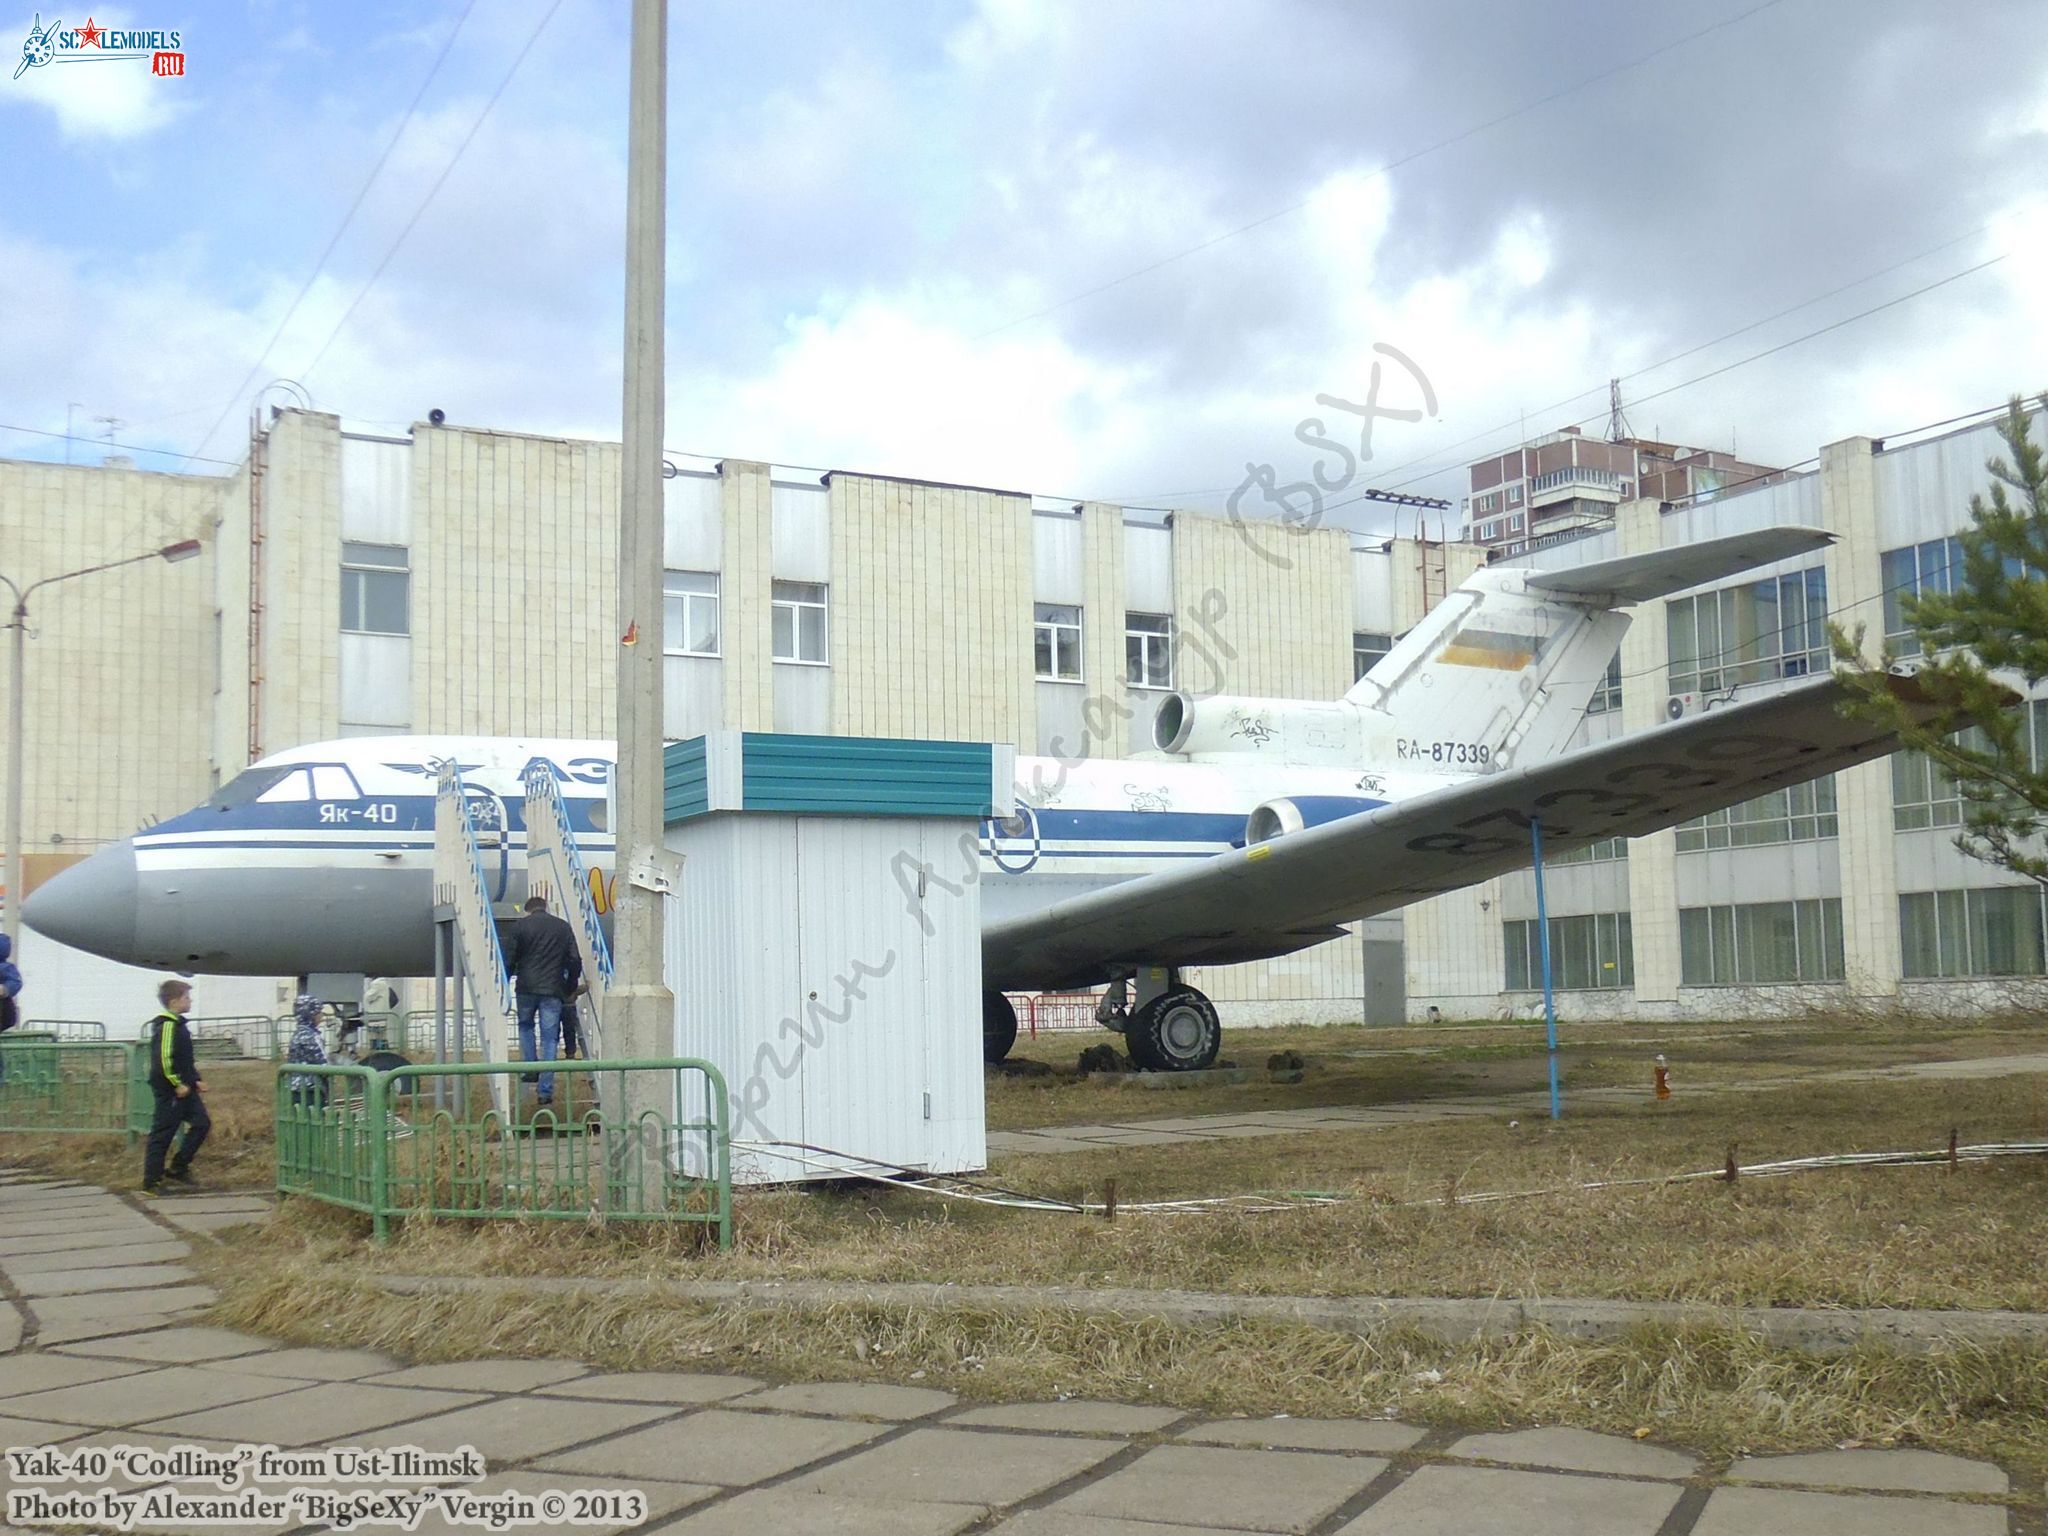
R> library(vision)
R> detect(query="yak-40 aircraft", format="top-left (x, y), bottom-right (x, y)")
top-left (28, 526), bottom-right (1933, 1071)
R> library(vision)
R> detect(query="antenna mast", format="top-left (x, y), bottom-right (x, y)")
top-left (1606, 377), bottom-right (1633, 443)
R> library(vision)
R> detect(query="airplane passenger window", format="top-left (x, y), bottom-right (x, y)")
top-left (256, 769), bottom-right (314, 803)
top-left (311, 765), bottom-right (360, 800)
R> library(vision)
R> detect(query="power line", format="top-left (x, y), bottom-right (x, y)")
top-left (185, 0), bottom-right (482, 464)
top-left (973, 0), bottom-right (1791, 341)
top-left (298, 0), bottom-right (568, 384)
top-left (0, 422), bottom-right (244, 469)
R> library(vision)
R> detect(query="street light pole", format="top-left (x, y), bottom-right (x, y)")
top-left (2, 539), bottom-right (203, 948)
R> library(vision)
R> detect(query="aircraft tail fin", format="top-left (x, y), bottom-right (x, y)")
top-left (1346, 526), bottom-right (1833, 771)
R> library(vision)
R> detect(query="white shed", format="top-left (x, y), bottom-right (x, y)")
top-left (661, 732), bottom-right (1013, 1185)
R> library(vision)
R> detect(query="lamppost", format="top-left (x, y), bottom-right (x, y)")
top-left (2, 538), bottom-right (204, 948)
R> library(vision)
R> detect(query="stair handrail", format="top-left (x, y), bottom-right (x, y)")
top-left (434, 761), bottom-right (516, 1025)
top-left (520, 763), bottom-right (615, 988)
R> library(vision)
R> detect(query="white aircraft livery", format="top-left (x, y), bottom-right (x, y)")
top-left (26, 526), bottom-right (1933, 1070)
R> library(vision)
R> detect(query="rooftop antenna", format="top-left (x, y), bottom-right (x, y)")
top-left (1606, 378), bottom-right (1633, 443)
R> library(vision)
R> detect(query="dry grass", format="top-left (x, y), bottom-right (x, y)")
top-left (203, 1227), bottom-right (2048, 1486)
top-left (0, 1062), bottom-right (277, 1191)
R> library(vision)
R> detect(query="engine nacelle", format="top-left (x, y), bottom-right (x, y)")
top-left (1152, 693), bottom-right (1364, 764)
top-left (1244, 795), bottom-right (1386, 845)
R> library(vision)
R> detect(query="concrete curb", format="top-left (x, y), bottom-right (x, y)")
top-left (370, 1273), bottom-right (2048, 1356)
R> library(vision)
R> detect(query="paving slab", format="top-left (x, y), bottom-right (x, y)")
top-left (54, 1325), bottom-right (275, 1363)
top-left (996, 1515), bottom-right (1285, 1536)
top-left (1177, 1418), bottom-right (1425, 1454)
top-left (949, 1401), bottom-right (1185, 1436)
top-left (0, 1226), bottom-right (180, 1259)
top-left (1335, 1465), bottom-right (1682, 1536)
top-left (802, 1426), bottom-right (1124, 1507)
top-left (364, 1394), bottom-right (673, 1463)
top-left (735, 1380), bottom-right (957, 1420)
top-left (661, 1487), bottom-right (986, 1536)
top-left (408, 1470), bottom-right (716, 1535)
top-left (1056, 1444), bottom-right (1386, 1533)
top-left (535, 1408), bottom-right (885, 1487)
top-left (4, 1364), bottom-right (306, 1427)
top-left (1690, 1486), bottom-right (2006, 1536)
top-left (31, 1313), bottom-right (193, 1346)
top-left (133, 1381), bottom-right (485, 1444)
top-left (0, 1412), bottom-right (90, 1450)
top-left (29, 1284), bottom-right (215, 1325)
top-left (0, 1353), bottom-right (151, 1397)
top-left (365, 1358), bottom-right (590, 1392)
top-left (534, 1370), bottom-right (761, 1404)
top-left (2, 1242), bottom-right (190, 1276)
top-left (0, 1215), bottom-right (146, 1242)
top-left (1441, 1425), bottom-right (1699, 1479)
top-left (0, 1308), bottom-right (18, 1355)
top-left (10, 1263), bottom-right (199, 1298)
top-left (154, 1209), bottom-right (267, 1234)
top-left (1722, 1447), bottom-right (2008, 1495)
top-left (210, 1346), bottom-right (405, 1381)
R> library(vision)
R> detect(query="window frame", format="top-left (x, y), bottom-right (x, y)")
top-left (339, 541), bottom-right (410, 637)
top-left (1666, 567), bottom-right (1828, 696)
top-left (771, 580), bottom-right (829, 666)
top-left (1035, 602), bottom-right (1084, 683)
top-left (662, 570), bottom-right (722, 658)
top-left (1504, 911), bottom-right (1635, 991)
top-left (1124, 612), bottom-right (1173, 690)
top-left (1353, 631), bottom-right (1393, 684)
top-left (1678, 899), bottom-right (1845, 985)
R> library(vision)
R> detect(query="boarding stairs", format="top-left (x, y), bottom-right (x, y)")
top-left (433, 763), bottom-right (519, 1118)
top-left (520, 762), bottom-right (615, 1056)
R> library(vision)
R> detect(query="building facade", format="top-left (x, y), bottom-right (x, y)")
top-left (2, 405), bottom-right (2040, 1026)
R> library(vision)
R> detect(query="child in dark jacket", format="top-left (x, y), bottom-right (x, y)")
top-left (142, 978), bottom-right (209, 1194)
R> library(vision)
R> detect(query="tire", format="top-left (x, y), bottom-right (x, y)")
top-left (1127, 988), bottom-right (1221, 1072)
top-left (983, 991), bottom-right (1019, 1064)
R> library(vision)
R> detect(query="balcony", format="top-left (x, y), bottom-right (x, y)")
top-left (1529, 466), bottom-right (1624, 509)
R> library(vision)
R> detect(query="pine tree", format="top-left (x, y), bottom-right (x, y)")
top-left (1833, 394), bottom-right (2048, 884)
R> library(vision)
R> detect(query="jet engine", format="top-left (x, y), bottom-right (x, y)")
top-left (1152, 693), bottom-right (1364, 764)
top-left (1243, 795), bottom-right (1385, 845)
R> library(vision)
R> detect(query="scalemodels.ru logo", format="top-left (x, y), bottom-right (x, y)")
top-left (13, 13), bottom-right (186, 80)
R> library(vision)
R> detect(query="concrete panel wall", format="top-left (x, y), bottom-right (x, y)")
top-left (721, 460), bottom-right (775, 731)
top-left (1169, 511), bottom-right (1352, 700)
top-left (258, 411), bottom-right (344, 753)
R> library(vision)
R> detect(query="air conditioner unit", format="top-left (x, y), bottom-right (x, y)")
top-left (1665, 692), bottom-right (1697, 721)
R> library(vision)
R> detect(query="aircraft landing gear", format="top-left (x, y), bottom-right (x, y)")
top-left (983, 990), bottom-right (1019, 1064)
top-left (1104, 968), bottom-right (1221, 1072)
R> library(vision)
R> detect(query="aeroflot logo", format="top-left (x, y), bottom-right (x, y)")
top-left (13, 14), bottom-right (186, 80)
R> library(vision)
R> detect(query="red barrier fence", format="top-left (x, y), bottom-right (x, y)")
top-left (1008, 991), bottom-right (1103, 1037)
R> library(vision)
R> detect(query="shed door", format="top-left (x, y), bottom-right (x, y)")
top-left (794, 818), bottom-right (930, 1173)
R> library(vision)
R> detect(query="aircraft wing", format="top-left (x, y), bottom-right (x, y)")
top-left (983, 674), bottom-right (1930, 990)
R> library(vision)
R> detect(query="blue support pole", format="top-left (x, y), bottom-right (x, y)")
top-left (1531, 816), bottom-right (1561, 1120)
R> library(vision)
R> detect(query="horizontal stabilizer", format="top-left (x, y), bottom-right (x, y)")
top-left (1525, 526), bottom-right (1833, 606)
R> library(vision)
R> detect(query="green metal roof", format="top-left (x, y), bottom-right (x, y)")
top-left (663, 733), bottom-right (1003, 823)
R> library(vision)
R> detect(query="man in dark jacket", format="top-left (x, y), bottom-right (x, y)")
top-left (142, 979), bottom-right (208, 1194)
top-left (502, 896), bottom-right (576, 1105)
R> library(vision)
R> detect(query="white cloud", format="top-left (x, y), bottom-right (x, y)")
top-left (3, 10), bottom-right (185, 139)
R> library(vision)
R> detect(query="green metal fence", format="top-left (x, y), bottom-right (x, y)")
top-left (0, 1039), bottom-right (151, 1139)
top-left (276, 1058), bottom-right (731, 1247)
top-left (26, 1019), bottom-right (109, 1042)
top-left (191, 1014), bottom-right (284, 1060)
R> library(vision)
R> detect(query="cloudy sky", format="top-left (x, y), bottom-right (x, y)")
top-left (3, 0), bottom-right (2045, 532)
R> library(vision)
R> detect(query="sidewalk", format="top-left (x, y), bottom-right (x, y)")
top-left (0, 1171), bottom-right (2029, 1535)
top-left (989, 1049), bottom-right (2048, 1157)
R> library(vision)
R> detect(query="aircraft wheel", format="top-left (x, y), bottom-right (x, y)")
top-left (1128, 987), bottom-right (1221, 1072)
top-left (983, 990), bottom-right (1019, 1064)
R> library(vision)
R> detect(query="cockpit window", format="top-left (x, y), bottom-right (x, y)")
top-left (257, 769), bottom-right (314, 804)
top-left (311, 765), bottom-right (360, 800)
top-left (209, 766), bottom-right (294, 809)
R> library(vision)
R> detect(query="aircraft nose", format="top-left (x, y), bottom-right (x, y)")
top-left (22, 839), bottom-right (139, 963)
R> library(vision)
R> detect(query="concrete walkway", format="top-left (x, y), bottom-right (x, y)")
top-left (989, 1050), bottom-right (2048, 1158)
top-left (0, 1172), bottom-right (2034, 1534)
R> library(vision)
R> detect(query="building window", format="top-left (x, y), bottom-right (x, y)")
top-left (1900, 887), bottom-right (2048, 979)
top-left (1667, 567), bottom-right (1828, 695)
top-left (1892, 745), bottom-right (1966, 831)
top-left (1035, 603), bottom-right (1083, 681)
top-left (1353, 631), bottom-right (1393, 683)
top-left (1125, 613), bottom-right (1172, 689)
top-left (340, 542), bottom-right (409, 635)
top-left (772, 580), bottom-right (828, 664)
top-left (662, 570), bottom-right (720, 657)
top-left (1676, 776), bottom-right (1838, 851)
top-left (1545, 835), bottom-right (1627, 867)
top-left (1507, 484), bottom-right (1524, 507)
top-left (1587, 655), bottom-right (1623, 715)
top-left (1880, 537), bottom-right (1964, 652)
top-left (1504, 912), bottom-right (1634, 991)
top-left (1679, 899), bottom-right (1844, 985)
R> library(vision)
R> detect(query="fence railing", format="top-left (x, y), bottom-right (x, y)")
top-left (26, 1019), bottom-right (108, 1042)
top-left (277, 1058), bottom-right (731, 1247)
top-left (1010, 991), bottom-right (1103, 1036)
top-left (0, 1040), bottom-right (151, 1139)
top-left (190, 1014), bottom-right (286, 1060)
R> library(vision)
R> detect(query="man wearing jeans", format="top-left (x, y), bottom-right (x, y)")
top-left (502, 895), bottom-right (577, 1106)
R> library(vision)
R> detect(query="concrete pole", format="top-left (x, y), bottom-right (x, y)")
top-left (610, 0), bottom-right (676, 1180)
top-left (5, 591), bottom-right (23, 952)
